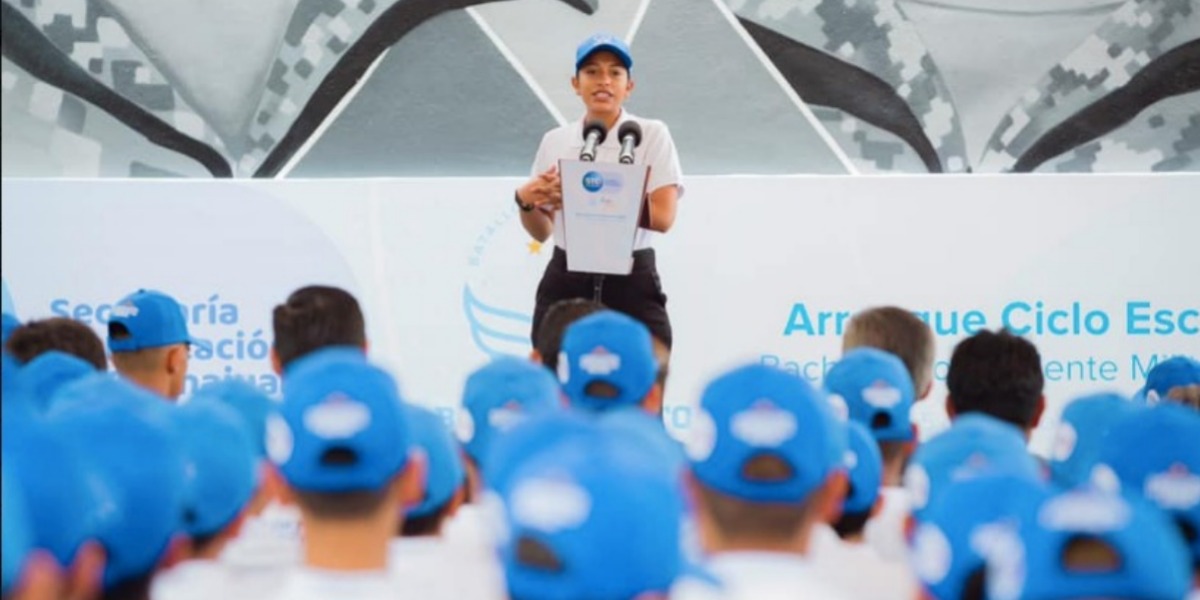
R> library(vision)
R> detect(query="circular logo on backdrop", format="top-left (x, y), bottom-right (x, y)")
top-left (582, 171), bottom-right (604, 192)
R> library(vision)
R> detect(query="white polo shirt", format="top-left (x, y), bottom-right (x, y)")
top-left (388, 536), bottom-right (505, 600)
top-left (671, 552), bottom-right (851, 600)
top-left (270, 567), bottom-right (397, 600)
top-left (529, 111), bottom-right (683, 250)
top-left (152, 560), bottom-right (239, 600)
top-left (809, 525), bottom-right (920, 600)
top-left (865, 486), bottom-right (913, 563)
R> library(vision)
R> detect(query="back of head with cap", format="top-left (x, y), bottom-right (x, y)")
top-left (47, 374), bottom-right (188, 591)
top-left (191, 379), bottom-right (275, 458)
top-left (1139, 355), bottom-right (1200, 406)
top-left (401, 404), bottom-right (466, 537)
top-left (985, 488), bottom-right (1190, 600)
top-left (107, 289), bottom-right (194, 400)
top-left (833, 421), bottom-right (885, 539)
top-left (459, 356), bottom-right (562, 467)
top-left (500, 425), bottom-right (682, 600)
top-left (174, 397), bottom-right (260, 556)
top-left (19, 351), bottom-right (96, 414)
top-left (825, 347), bottom-right (916, 442)
top-left (269, 348), bottom-right (417, 522)
top-left (557, 310), bottom-right (659, 414)
top-left (1048, 392), bottom-right (1140, 488)
top-left (685, 364), bottom-right (847, 550)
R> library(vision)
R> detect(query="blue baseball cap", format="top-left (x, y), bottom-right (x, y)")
top-left (460, 356), bottom-right (562, 463)
top-left (910, 474), bottom-right (1050, 600)
top-left (986, 488), bottom-right (1191, 600)
top-left (47, 374), bottom-right (187, 588)
top-left (1048, 393), bottom-right (1140, 488)
top-left (1, 462), bottom-right (33, 596)
top-left (20, 351), bottom-right (97, 413)
top-left (1096, 402), bottom-right (1200, 564)
top-left (686, 364), bottom-right (846, 503)
top-left (484, 410), bottom-right (597, 495)
top-left (1138, 355), bottom-right (1200, 404)
top-left (191, 379), bottom-right (276, 458)
top-left (906, 414), bottom-right (1042, 521)
top-left (575, 33), bottom-right (632, 71)
top-left (558, 311), bottom-right (657, 413)
top-left (106, 289), bottom-right (195, 352)
top-left (174, 397), bottom-right (259, 537)
top-left (3, 419), bottom-right (109, 569)
top-left (1, 313), bottom-right (20, 345)
top-left (1, 352), bottom-right (38, 426)
top-left (824, 348), bottom-right (915, 441)
top-left (405, 403), bottom-right (465, 518)
top-left (270, 348), bottom-right (410, 492)
top-left (500, 431), bottom-right (682, 600)
top-left (843, 420), bottom-right (884, 514)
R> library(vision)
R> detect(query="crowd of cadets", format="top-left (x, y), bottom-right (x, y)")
top-left (2, 286), bottom-right (1198, 600)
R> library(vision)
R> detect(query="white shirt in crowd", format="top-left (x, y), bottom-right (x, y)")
top-left (865, 486), bottom-right (912, 563)
top-left (221, 503), bottom-right (303, 569)
top-left (530, 110), bottom-right (684, 251)
top-left (271, 567), bottom-right (398, 600)
top-left (809, 525), bottom-right (920, 600)
top-left (152, 560), bottom-right (240, 600)
top-left (441, 503), bottom-right (507, 597)
top-left (671, 552), bottom-right (851, 600)
top-left (389, 536), bottom-right (505, 600)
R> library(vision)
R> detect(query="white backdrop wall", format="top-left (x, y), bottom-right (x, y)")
top-left (3, 176), bottom-right (1198, 456)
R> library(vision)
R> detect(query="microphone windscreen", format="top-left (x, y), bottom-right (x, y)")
top-left (617, 121), bottom-right (643, 147)
top-left (582, 120), bottom-right (609, 144)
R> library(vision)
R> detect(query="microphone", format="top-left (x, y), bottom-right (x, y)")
top-left (579, 120), bottom-right (608, 162)
top-left (617, 121), bottom-right (643, 164)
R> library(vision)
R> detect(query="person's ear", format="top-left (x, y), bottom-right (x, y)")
top-left (528, 348), bottom-right (543, 364)
top-left (269, 347), bottom-right (282, 376)
top-left (157, 534), bottom-right (191, 571)
top-left (571, 75), bottom-right (581, 96)
top-left (819, 471), bottom-right (850, 525)
top-left (626, 77), bottom-right (635, 95)
top-left (641, 383), bottom-right (664, 416)
top-left (167, 345), bottom-right (188, 375)
top-left (445, 483), bottom-right (467, 520)
top-left (399, 450), bottom-right (428, 506)
top-left (919, 379), bottom-right (933, 400)
top-left (64, 541), bottom-right (105, 600)
top-left (944, 396), bottom-right (957, 420)
top-left (1031, 394), bottom-right (1047, 429)
top-left (869, 494), bottom-right (885, 519)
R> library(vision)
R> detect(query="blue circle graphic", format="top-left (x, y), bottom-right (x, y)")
top-left (582, 171), bottom-right (604, 192)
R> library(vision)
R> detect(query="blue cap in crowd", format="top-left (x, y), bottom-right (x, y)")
top-left (191, 379), bottom-right (276, 458)
top-left (500, 431), bottom-right (681, 600)
top-left (485, 410), bottom-right (597, 495)
top-left (843, 421), bottom-right (884, 514)
top-left (906, 414), bottom-right (1042, 520)
top-left (824, 348), bottom-right (916, 442)
top-left (3, 420), bottom-right (108, 569)
top-left (686, 364), bottom-right (845, 503)
top-left (575, 33), bottom-right (632, 71)
top-left (558, 311), bottom-right (657, 413)
top-left (174, 397), bottom-right (259, 537)
top-left (1137, 355), bottom-right (1200, 404)
top-left (910, 474), bottom-right (1049, 600)
top-left (2, 463), bottom-right (33, 596)
top-left (106, 289), bottom-right (195, 352)
top-left (48, 374), bottom-right (187, 588)
top-left (986, 488), bottom-right (1191, 600)
top-left (460, 356), bottom-right (561, 463)
top-left (1097, 402), bottom-right (1200, 563)
top-left (1, 353), bottom-right (37, 426)
top-left (1048, 393), bottom-right (1140, 488)
top-left (21, 351), bottom-right (96, 413)
top-left (270, 348), bottom-right (410, 493)
top-left (405, 404), bottom-right (466, 518)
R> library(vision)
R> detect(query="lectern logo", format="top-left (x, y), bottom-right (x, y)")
top-left (582, 171), bottom-right (604, 192)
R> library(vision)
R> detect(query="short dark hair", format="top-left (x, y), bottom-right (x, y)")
top-left (272, 286), bottom-right (366, 369)
top-left (947, 329), bottom-right (1044, 429)
top-left (535, 299), bottom-right (605, 372)
top-left (832, 509), bottom-right (872, 538)
top-left (5, 317), bottom-right (107, 370)
top-left (692, 480), bottom-right (812, 544)
top-left (844, 306), bottom-right (936, 395)
top-left (293, 488), bottom-right (391, 520)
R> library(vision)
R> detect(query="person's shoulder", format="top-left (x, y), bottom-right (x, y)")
top-left (626, 114), bottom-right (673, 136)
top-left (539, 121), bottom-right (578, 147)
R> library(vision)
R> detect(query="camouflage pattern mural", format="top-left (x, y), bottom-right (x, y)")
top-left (2, 0), bottom-right (1196, 177)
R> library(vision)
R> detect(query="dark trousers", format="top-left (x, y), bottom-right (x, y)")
top-left (531, 247), bottom-right (672, 348)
